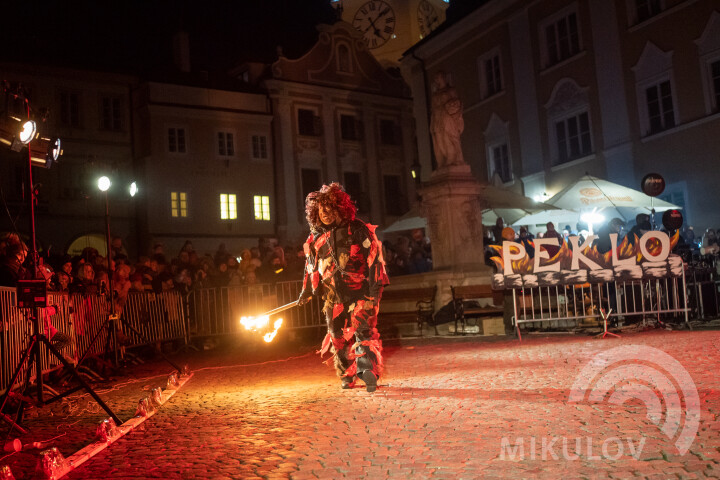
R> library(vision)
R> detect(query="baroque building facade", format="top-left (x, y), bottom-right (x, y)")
top-left (259, 21), bottom-right (416, 243)
top-left (0, 20), bottom-right (417, 257)
top-left (402, 0), bottom-right (720, 230)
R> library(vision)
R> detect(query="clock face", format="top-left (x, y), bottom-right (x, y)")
top-left (352, 1), bottom-right (396, 49)
top-left (417, 0), bottom-right (440, 37)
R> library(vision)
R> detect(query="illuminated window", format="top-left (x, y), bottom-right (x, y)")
top-left (254, 195), bottom-right (270, 221)
top-left (220, 193), bottom-right (237, 220)
top-left (218, 131), bottom-right (235, 156)
top-left (171, 192), bottom-right (188, 218)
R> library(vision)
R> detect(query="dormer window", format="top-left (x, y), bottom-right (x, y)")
top-left (336, 43), bottom-right (352, 73)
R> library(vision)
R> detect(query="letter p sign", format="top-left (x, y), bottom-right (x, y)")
top-left (502, 241), bottom-right (527, 274)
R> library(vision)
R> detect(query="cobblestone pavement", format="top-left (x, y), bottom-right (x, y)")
top-left (3, 329), bottom-right (720, 479)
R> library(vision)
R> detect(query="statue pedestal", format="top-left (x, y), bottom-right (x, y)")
top-left (420, 165), bottom-right (490, 272)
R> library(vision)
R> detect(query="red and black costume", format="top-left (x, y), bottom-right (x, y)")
top-left (299, 184), bottom-right (389, 391)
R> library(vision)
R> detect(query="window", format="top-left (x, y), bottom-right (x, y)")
top-left (336, 44), bottom-right (352, 73)
top-left (711, 59), bottom-right (720, 113)
top-left (220, 193), bottom-right (237, 220)
top-left (383, 175), bottom-right (405, 216)
top-left (546, 79), bottom-right (592, 165)
top-left (301, 168), bottom-right (321, 201)
top-left (489, 143), bottom-right (512, 183)
top-left (298, 108), bottom-right (321, 136)
top-left (252, 135), bottom-right (268, 159)
top-left (254, 195), bottom-right (270, 221)
top-left (171, 192), bottom-right (188, 218)
top-left (340, 114), bottom-right (362, 141)
top-left (217, 132), bottom-right (235, 156)
top-left (645, 81), bottom-right (675, 134)
top-left (59, 92), bottom-right (80, 127)
top-left (555, 112), bottom-right (592, 164)
top-left (101, 96), bottom-right (122, 131)
top-left (543, 11), bottom-right (580, 67)
top-left (635, 0), bottom-right (662, 23)
top-left (478, 50), bottom-right (503, 99)
top-left (379, 119), bottom-right (400, 145)
top-left (168, 127), bottom-right (186, 153)
top-left (344, 171), bottom-right (369, 213)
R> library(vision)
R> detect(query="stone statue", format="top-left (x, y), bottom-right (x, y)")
top-left (430, 71), bottom-right (465, 168)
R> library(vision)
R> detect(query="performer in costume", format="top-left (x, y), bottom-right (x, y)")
top-left (297, 183), bottom-right (389, 392)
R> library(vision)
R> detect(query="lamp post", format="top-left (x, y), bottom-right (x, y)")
top-left (96, 176), bottom-right (137, 367)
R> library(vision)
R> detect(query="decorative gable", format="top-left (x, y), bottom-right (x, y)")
top-left (270, 22), bottom-right (409, 98)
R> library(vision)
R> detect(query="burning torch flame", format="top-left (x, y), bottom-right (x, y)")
top-left (263, 319), bottom-right (283, 343)
top-left (240, 315), bottom-right (284, 343)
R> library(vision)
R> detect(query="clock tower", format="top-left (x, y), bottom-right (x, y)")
top-left (333, 0), bottom-right (448, 68)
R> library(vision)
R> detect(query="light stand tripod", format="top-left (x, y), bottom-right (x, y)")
top-left (75, 178), bottom-right (182, 374)
top-left (0, 126), bottom-right (121, 433)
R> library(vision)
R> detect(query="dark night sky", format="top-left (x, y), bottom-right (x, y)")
top-left (0, 0), bottom-right (337, 74)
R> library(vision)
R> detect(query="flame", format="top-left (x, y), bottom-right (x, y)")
top-left (546, 240), bottom-right (573, 270)
top-left (617, 234), bottom-right (637, 261)
top-left (488, 243), bottom-right (533, 274)
top-left (263, 319), bottom-right (283, 343)
top-left (240, 315), bottom-right (284, 343)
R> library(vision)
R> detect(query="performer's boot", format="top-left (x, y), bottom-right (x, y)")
top-left (355, 344), bottom-right (379, 392)
top-left (333, 342), bottom-right (355, 389)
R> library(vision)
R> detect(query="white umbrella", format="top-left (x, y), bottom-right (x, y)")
top-left (381, 207), bottom-right (426, 233)
top-left (511, 209), bottom-right (580, 228)
top-left (382, 185), bottom-right (556, 232)
top-left (547, 174), bottom-right (680, 221)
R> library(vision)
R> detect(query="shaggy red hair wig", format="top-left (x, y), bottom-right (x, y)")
top-left (305, 183), bottom-right (357, 232)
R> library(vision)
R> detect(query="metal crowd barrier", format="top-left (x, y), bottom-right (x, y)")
top-left (1, 287), bottom-right (187, 395)
top-left (512, 274), bottom-right (690, 339)
top-left (189, 280), bottom-right (325, 337)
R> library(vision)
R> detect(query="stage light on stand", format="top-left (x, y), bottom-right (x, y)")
top-left (28, 136), bottom-right (63, 168)
top-left (97, 176), bottom-right (111, 192)
top-left (0, 115), bottom-right (39, 151)
top-left (129, 181), bottom-right (138, 197)
top-left (18, 120), bottom-right (37, 144)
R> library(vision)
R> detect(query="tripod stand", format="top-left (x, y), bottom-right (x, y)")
top-left (0, 95), bottom-right (120, 433)
top-left (0, 293), bottom-right (122, 434)
top-left (74, 180), bottom-right (182, 374)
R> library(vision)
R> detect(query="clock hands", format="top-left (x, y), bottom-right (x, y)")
top-left (365, 15), bottom-right (383, 39)
top-left (364, 7), bottom-right (392, 39)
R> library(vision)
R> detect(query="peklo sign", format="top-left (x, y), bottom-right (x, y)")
top-left (489, 231), bottom-right (682, 290)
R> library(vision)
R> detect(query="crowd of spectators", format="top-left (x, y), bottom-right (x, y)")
top-left (0, 233), bottom-right (308, 309)
top-left (382, 228), bottom-right (433, 276)
top-left (0, 227), bottom-right (437, 303)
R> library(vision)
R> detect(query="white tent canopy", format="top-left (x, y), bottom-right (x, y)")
top-left (380, 184), bottom-right (556, 233)
top-left (546, 174), bottom-right (679, 222)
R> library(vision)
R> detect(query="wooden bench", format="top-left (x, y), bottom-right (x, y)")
top-left (451, 284), bottom-right (505, 335)
top-left (377, 286), bottom-right (437, 337)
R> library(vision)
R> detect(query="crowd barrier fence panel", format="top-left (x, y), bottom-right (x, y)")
top-left (512, 274), bottom-right (690, 335)
top-left (189, 281), bottom-right (325, 338)
top-left (1, 288), bottom-right (187, 395)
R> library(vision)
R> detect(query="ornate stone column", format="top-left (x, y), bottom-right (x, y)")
top-left (420, 164), bottom-right (488, 271)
